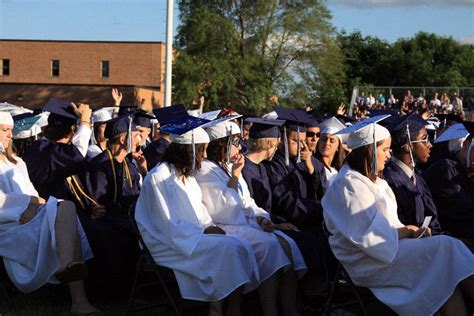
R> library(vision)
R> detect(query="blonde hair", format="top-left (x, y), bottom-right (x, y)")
top-left (247, 137), bottom-right (279, 152)
top-left (2, 141), bottom-right (17, 164)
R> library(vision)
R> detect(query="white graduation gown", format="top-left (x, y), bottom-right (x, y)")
top-left (0, 157), bottom-right (92, 293)
top-left (86, 144), bottom-right (103, 159)
top-left (322, 164), bottom-right (474, 315)
top-left (323, 165), bottom-right (338, 186)
top-left (196, 160), bottom-right (307, 281)
top-left (135, 162), bottom-right (260, 301)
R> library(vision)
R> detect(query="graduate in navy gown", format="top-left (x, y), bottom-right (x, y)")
top-left (265, 107), bottom-right (326, 229)
top-left (423, 122), bottom-right (474, 242)
top-left (23, 99), bottom-right (92, 200)
top-left (142, 106), bottom-right (175, 170)
top-left (242, 118), bottom-right (325, 285)
top-left (264, 108), bottom-right (334, 296)
top-left (383, 115), bottom-right (442, 234)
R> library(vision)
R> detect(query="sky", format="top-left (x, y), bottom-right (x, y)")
top-left (0, 0), bottom-right (472, 44)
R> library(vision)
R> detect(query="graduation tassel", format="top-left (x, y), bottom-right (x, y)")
top-left (192, 129), bottom-right (196, 172)
top-left (372, 123), bottom-right (378, 176)
top-left (227, 125), bottom-right (233, 163)
top-left (296, 125), bottom-right (301, 163)
top-left (240, 118), bottom-right (244, 138)
top-left (283, 126), bottom-right (290, 166)
top-left (90, 117), bottom-right (97, 145)
top-left (126, 116), bottom-right (133, 154)
top-left (406, 123), bottom-right (416, 171)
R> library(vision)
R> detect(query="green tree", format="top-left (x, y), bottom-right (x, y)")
top-left (173, 0), bottom-right (346, 115)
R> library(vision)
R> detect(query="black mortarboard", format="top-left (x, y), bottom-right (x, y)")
top-left (434, 113), bottom-right (463, 128)
top-left (247, 117), bottom-right (285, 139)
top-left (43, 99), bottom-right (78, 126)
top-left (462, 121), bottom-right (474, 137)
top-left (153, 104), bottom-right (188, 126)
top-left (117, 105), bottom-right (137, 117)
top-left (133, 109), bottom-right (154, 128)
top-left (273, 106), bottom-right (314, 132)
top-left (104, 115), bottom-right (137, 140)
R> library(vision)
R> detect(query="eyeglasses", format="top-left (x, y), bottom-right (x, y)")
top-left (411, 136), bottom-right (431, 145)
top-left (231, 138), bottom-right (241, 147)
top-left (306, 132), bottom-right (320, 139)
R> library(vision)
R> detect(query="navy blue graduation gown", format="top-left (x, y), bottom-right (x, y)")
top-left (422, 156), bottom-right (474, 240)
top-left (265, 149), bottom-right (326, 228)
top-left (22, 139), bottom-right (88, 199)
top-left (84, 150), bottom-right (141, 292)
top-left (242, 156), bottom-right (326, 274)
top-left (143, 138), bottom-right (169, 171)
top-left (383, 161), bottom-right (442, 234)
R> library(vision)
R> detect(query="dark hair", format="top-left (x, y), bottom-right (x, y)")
top-left (93, 123), bottom-right (101, 143)
top-left (206, 137), bottom-right (228, 163)
top-left (345, 139), bottom-right (385, 182)
top-left (315, 136), bottom-right (347, 171)
top-left (43, 124), bottom-right (76, 142)
top-left (12, 137), bottom-right (36, 158)
top-left (162, 142), bottom-right (206, 177)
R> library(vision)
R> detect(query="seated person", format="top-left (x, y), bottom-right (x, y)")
top-left (0, 111), bottom-right (98, 314)
top-left (322, 119), bottom-right (474, 315)
top-left (86, 115), bottom-right (144, 291)
top-left (314, 117), bottom-right (348, 186)
top-left (196, 120), bottom-right (306, 316)
top-left (23, 99), bottom-right (92, 200)
top-left (384, 115), bottom-right (443, 234)
top-left (135, 121), bottom-right (259, 316)
top-left (423, 122), bottom-right (474, 242)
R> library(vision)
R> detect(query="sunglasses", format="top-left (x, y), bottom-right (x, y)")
top-left (306, 131), bottom-right (320, 139)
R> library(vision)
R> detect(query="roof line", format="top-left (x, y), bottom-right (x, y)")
top-left (0, 39), bottom-right (165, 45)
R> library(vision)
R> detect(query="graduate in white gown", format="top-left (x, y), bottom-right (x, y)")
top-left (134, 114), bottom-right (259, 316)
top-left (0, 111), bottom-right (98, 314)
top-left (196, 120), bottom-right (306, 316)
top-left (322, 119), bottom-right (474, 316)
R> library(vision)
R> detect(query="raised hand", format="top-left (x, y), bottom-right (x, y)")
top-left (337, 103), bottom-right (346, 115)
top-left (112, 88), bottom-right (123, 106)
top-left (71, 102), bottom-right (92, 126)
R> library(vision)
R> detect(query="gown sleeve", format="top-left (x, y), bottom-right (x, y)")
top-left (72, 124), bottom-right (92, 158)
top-left (322, 175), bottom-right (399, 264)
top-left (196, 162), bottom-right (247, 225)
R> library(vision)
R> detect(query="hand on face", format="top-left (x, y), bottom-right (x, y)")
top-left (231, 153), bottom-right (245, 177)
top-left (300, 141), bottom-right (312, 162)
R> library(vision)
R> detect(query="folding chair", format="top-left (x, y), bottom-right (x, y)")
top-left (323, 261), bottom-right (372, 316)
top-left (127, 205), bottom-right (181, 316)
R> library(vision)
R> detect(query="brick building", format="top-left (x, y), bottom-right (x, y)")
top-left (0, 39), bottom-right (166, 109)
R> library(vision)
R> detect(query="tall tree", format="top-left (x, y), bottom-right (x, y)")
top-left (173, 0), bottom-right (346, 115)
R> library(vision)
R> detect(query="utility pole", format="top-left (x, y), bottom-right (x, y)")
top-left (164, 0), bottom-right (173, 107)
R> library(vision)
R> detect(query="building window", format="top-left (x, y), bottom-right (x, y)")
top-left (101, 60), bottom-right (109, 78)
top-left (1, 59), bottom-right (9, 76)
top-left (51, 60), bottom-right (60, 77)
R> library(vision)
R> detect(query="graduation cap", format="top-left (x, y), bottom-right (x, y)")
top-left (198, 109), bottom-right (221, 120)
top-left (336, 115), bottom-right (391, 175)
top-left (104, 115), bottom-right (137, 154)
top-left (434, 123), bottom-right (470, 144)
top-left (204, 119), bottom-right (241, 163)
top-left (319, 117), bottom-right (348, 144)
top-left (247, 117), bottom-right (285, 139)
top-left (433, 113), bottom-right (463, 128)
top-left (43, 99), bottom-right (78, 126)
top-left (0, 102), bottom-right (33, 116)
top-left (133, 109), bottom-right (155, 129)
top-left (153, 104), bottom-right (189, 127)
top-left (161, 115), bottom-right (211, 171)
top-left (388, 114), bottom-right (430, 170)
top-left (0, 111), bottom-right (14, 126)
top-left (368, 110), bottom-right (399, 127)
top-left (274, 106), bottom-right (314, 165)
top-left (117, 105), bottom-right (137, 117)
top-left (12, 112), bottom-right (42, 140)
top-left (92, 108), bottom-right (112, 124)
